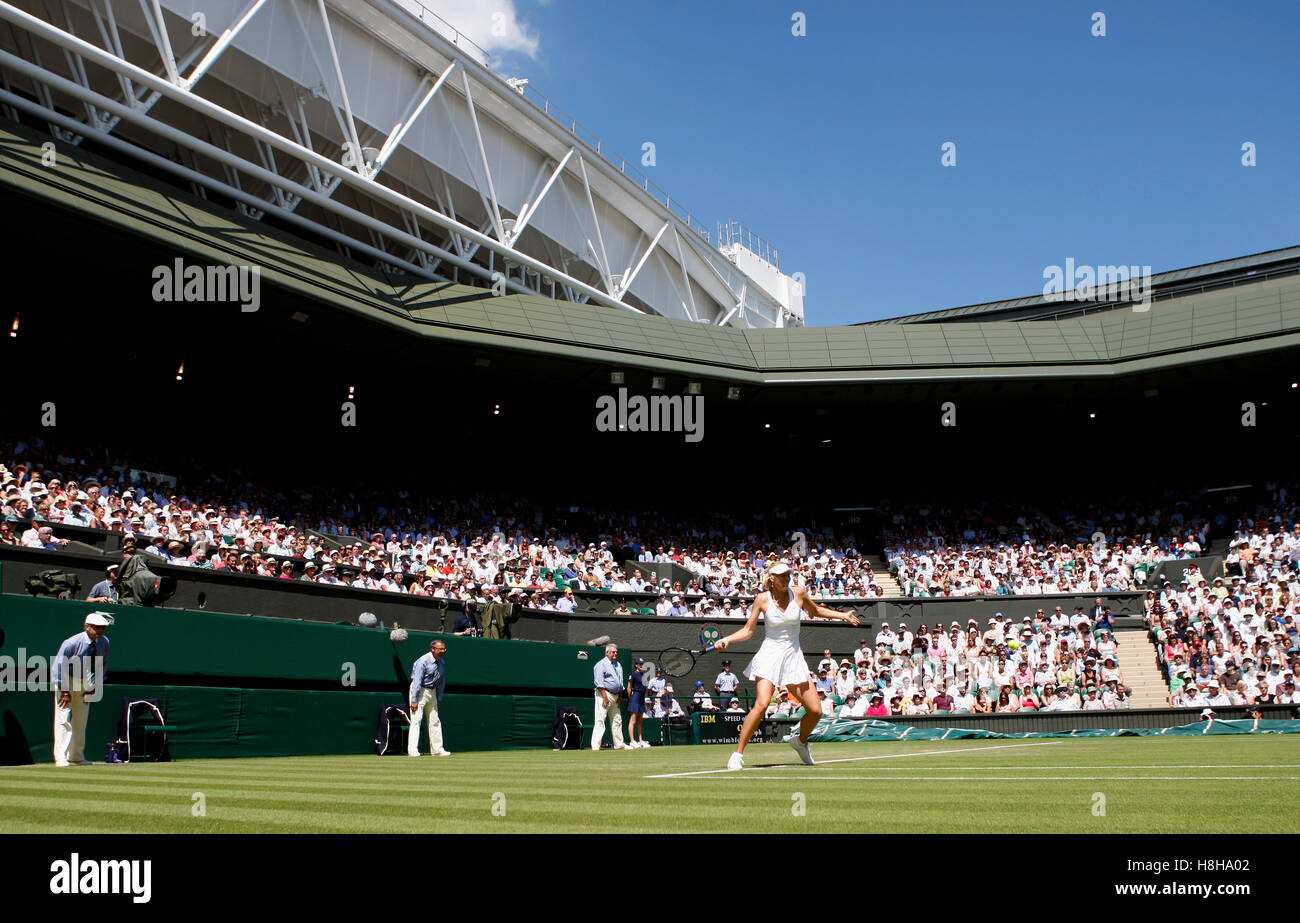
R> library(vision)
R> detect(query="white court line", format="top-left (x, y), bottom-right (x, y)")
top-left (643, 741), bottom-right (1058, 779)
top-left (730, 775), bottom-right (1300, 781)
top-left (798, 764), bottom-right (1300, 771)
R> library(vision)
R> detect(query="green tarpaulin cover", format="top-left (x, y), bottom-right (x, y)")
top-left (795, 717), bottom-right (1300, 742)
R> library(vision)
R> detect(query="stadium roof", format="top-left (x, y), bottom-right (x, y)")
top-left (860, 246), bottom-right (1300, 326)
top-left (4, 120), bottom-right (1299, 386)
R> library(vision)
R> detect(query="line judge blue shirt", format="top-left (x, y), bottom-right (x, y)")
top-left (409, 652), bottom-right (446, 705)
top-left (594, 657), bottom-right (623, 693)
top-left (53, 632), bottom-right (109, 691)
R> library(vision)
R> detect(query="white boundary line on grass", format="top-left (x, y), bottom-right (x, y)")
top-left (729, 775), bottom-right (1300, 781)
top-left (795, 764), bottom-right (1300, 771)
top-left (643, 741), bottom-right (1059, 779)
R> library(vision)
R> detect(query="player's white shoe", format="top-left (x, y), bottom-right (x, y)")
top-left (789, 737), bottom-right (815, 765)
top-left (727, 751), bottom-right (745, 771)
top-left (640, 740), bottom-right (651, 748)
top-left (434, 748), bottom-right (452, 756)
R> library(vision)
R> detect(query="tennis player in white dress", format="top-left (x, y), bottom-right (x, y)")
top-left (713, 562), bottom-right (859, 769)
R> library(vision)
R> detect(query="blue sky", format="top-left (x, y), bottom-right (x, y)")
top-left (478, 0), bottom-right (1299, 326)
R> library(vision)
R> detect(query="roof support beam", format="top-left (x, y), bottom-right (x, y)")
top-left (617, 219), bottom-right (669, 301)
top-left (0, 86), bottom-right (447, 287)
top-left (286, 0), bottom-right (364, 176)
top-left (577, 153), bottom-right (614, 294)
top-left (136, 0), bottom-right (179, 84)
top-left (459, 67), bottom-right (504, 240)
top-left (183, 0), bottom-right (267, 91)
top-left (373, 59), bottom-right (455, 176)
top-left (86, 0), bottom-right (206, 141)
top-left (0, 61), bottom-right (550, 299)
top-left (21, 38), bottom-right (75, 142)
top-left (671, 227), bottom-right (699, 322)
top-left (0, 1), bottom-right (642, 313)
top-left (313, 0), bottom-right (364, 178)
top-left (509, 146), bottom-right (573, 246)
top-left (88, 0), bottom-right (137, 110)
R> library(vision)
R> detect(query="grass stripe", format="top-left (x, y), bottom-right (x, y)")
top-left (3, 736), bottom-right (1298, 833)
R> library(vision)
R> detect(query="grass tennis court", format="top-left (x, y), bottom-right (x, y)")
top-left (2, 736), bottom-right (1298, 834)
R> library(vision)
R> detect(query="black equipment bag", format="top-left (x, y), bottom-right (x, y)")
top-left (113, 697), bottom-right (171, 762)
top-left (375, 704), bottom-right (410, 755)
top-left (551, 706), bottom-right (583, 750)
top-left (24, 570), bottom-right (82, 599)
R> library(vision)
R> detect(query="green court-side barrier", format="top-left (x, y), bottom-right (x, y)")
top-left (801, 716), bottom-right (1300, 742)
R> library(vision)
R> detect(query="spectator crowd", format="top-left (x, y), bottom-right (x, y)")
top-left (1144, 487), bottom-right (1300, 707)
top-left (885, 498), bottom-right (1213, 597)
top-left (778, 605), bottom-right (1139, 716)
top-left (4, 432), bottom-right (1298, 653)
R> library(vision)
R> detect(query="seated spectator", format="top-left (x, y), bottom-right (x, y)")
top-left (1044, 686), bottom-right (1077, 711)
top-left (86, 565), bottom-right (119, 604)
top-left (656, 693), bottom-right (686, 720)
top-left (1019, 687), bottom-right (1041, 711)
top-left (22, 525), bottom-right (67, 550)
top-left (1082, 686), bottom-right (1105, 710)
top-left (693, 681), bottom-right (718, 711)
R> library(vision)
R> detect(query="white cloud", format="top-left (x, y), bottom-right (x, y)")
top-left (395, 0), bottom-right (540, 62)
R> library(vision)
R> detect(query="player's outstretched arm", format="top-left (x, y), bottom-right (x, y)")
top-left (795, 586), bottom-right (859, 625)
top-left (714, 594), bottom-right (764, 650)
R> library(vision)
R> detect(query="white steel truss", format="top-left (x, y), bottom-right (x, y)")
top-left (0, 0), bottom-right (803, 326)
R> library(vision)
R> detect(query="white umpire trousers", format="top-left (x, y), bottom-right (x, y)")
top-left (408, 688), bottom-right (444, 755)
top-left (53, 687), bottom-right (92, 766)
top-left (592, 690), bottom-right (625, 750)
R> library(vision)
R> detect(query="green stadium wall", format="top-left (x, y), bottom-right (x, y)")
top-left (0, 595), bottom-right (625, 763)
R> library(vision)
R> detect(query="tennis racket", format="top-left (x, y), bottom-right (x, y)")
top-left (654, 646), bottom-right (716, 677)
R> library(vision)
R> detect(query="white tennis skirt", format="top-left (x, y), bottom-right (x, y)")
top-left (744, 640), bottom-right (812, 688)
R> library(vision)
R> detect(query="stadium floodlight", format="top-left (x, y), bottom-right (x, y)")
top-left (610, 371), bottom-right (625, 385)
top-left (651, 376), bottom-right (666, 390)
top-left (1292, 383), bottom-right (1298, 389)
top-left (727, 386), bottom-right (741, 400)
top-left (686, 382), bottom-right (703, 396)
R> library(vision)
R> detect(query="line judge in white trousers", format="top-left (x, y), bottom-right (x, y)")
top-left (53, 611), bottom-right (113, 767)
top-left (408, 640), bottom-right (449, 756)
top-left (593, 643), bottom-right (628, 750)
